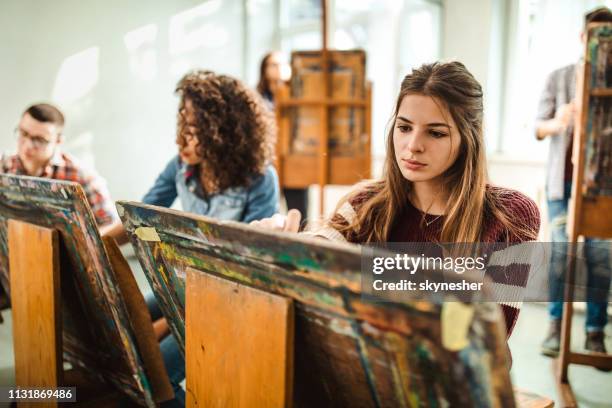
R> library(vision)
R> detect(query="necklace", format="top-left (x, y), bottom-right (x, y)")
top-left (409, 191), bottom-right (444, 227)
top-left (423, 213), bottom-right (443, 227)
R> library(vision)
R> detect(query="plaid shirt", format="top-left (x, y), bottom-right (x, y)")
top-left (0, 150), bottom-right (117, 226)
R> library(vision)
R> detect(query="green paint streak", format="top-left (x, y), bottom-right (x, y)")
top-left (416, 343), bottom-right (431, 360)
top-left (160, 243), bottom-right (207, 270)
top-left (283, 283), bottom-right (340, 308)
top-left (197, 221), bottom-right (218, 238)
top-left (314, 291), bottom-right (339, 306)
top-left (158, 240), bottom-right (347, 310)
top-left (160, 242), bottom-right (257, 285)
top-left (251, 271), bottom-right (273, 285)
top-left (218, 268), bottom-right (253, 285)
top-left (277, 252), bottom-right (322, 270)
top-left (157, 264), bottom-right (168, 285)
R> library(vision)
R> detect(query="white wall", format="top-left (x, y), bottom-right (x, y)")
top-left (441, 0), bottom-right (500, 150)
top-left (441, 0), bottom-right (493, 89)
top-left (500, 0), bottom-right (612, 162)
top-left (439, 0), bottom-right (546, 210)
top-left (245, 0), bottom-right (279, 87)
top-left (0, 0), bottom-right (275, 203)
top-left (0, 0), bottom-right (577, 214)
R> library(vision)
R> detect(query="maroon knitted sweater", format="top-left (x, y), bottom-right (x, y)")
top-left (309, 184), bottom-right (541, 338)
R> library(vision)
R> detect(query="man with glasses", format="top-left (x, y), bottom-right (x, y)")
top-left (1, 103), bottom-right (118, 230)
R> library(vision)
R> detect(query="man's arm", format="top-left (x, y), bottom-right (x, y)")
top-left (536, 102), bottom-right (575, 140)
top-left (82, 176), bottom-right (129, 244)
top-left (79, 169), bottom-right (120, 229)
top-left (535, 70), bottom-right (574, 140)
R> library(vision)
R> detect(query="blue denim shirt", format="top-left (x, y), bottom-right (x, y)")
top-left (142, 156), bottom-right (279, 223)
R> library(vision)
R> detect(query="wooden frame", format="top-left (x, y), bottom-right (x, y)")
top-left (0, 174), bottom-right (172, 406)
top-left (9, 221), bottom-right (61, 407)
top-left (119, 201), bottom-right (520, 407)
top-left (558, 22), bottom-right (612, 407)
top-left (185, 269), bottom-right (294, 407)
top-left (274, 1), bottom-right (371, 216)
top-left (274, 79), bottom-right (372, 193)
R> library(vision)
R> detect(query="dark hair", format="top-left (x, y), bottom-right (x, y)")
top-left (256, 52), bottom-right (275, 97)
top-left (176, 70), bottom-right (276, 194)
top-left (585, 6), bottom-right (612, 24)
top-left (23, 103), bottom-right (65, 128)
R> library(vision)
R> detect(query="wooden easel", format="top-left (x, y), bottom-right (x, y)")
top-left (181, 267), bottom-right (553, 408)
top-left (9, 220), bottom-right (61, 407)
top-left (274, 0), bottom-right (372, 216)
top-left (7, 218), bottom-right (170, 407)
top-left (557, 22), bottom-right (612, 407)
top-left (8, 220), bottom-right (127, 407)
top-left (120, 201), bottom-right (556, 407)
top-left (185, 268), bottom-right (294, 407)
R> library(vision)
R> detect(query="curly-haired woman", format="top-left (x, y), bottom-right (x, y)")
top-left (133, 71), bottom-right (280, 407)
top-left (142, 70), bottom-right (279, 221)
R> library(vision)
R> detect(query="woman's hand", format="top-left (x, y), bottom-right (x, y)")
top-left (249, 209), bottom-right (302, 233)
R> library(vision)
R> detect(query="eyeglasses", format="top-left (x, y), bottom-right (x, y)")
top-left (14, 128), bottom-right (53, 149)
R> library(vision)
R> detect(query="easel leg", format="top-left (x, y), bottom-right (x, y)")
top-left (555, 242), bottom-right (578, 408)
top-left (8, 220), bottom-right (60, 408)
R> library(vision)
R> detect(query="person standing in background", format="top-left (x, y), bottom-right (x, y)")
top-left (257, 51), bottom-right (310, 225)
top-left (537, 7), bottom-right (612, 361)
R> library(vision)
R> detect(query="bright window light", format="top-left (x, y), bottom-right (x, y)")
top-left (124, 24), bottom-right (158, 81)
top-left (168, 0), bottom-right (227, 56)
top-left (52, 47), bottom-right (99, 105)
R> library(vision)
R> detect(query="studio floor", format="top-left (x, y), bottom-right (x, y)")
top-left (0, 249), bottom-right (610, 407)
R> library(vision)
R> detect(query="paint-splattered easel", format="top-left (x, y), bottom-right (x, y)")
top-left (0, 175), bottom-right (173, 407)
top-left (557, 22), bottom-right (612, 407)
top-left (274, 0), bottom-right (372, 217)
top-left (119, 200), bottom-right (556, 408)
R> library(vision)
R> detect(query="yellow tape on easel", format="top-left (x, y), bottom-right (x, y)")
top-left (135, 227), bottom-right (161, 242)
top-left (441, 302), bottom-right (475, 351)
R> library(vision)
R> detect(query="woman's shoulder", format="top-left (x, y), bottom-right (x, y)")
top-left (345, 180), bottom-right (384, 208)
top-left (245, 165), bottom-right (279, 193)
top-left (321, 180), bottom-right (381, 226)
top-left (161, 155), bottom-right (183, 177)
top-left (486, 185), bottom-right (539, 215)
top-left (485, 184), bottom-right (541, 240)
top-left (256, 164), bottom-right (278, 183)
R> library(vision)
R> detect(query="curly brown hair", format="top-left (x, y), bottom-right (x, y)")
top-left (176, 70), bottom-right (276, 194)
